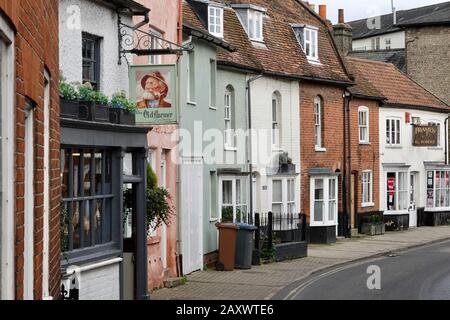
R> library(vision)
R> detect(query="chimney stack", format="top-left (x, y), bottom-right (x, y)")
top-left (338, 9), bottom-right (345, 24)
top-left (319, 5), bottom-right (327, 20)
top-left (332, 9), bottom-right (353, 56)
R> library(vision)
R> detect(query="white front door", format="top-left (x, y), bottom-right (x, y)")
top-left (409, 173), bottom-right (418, 227)
top-left (181, 158), bottom-right (203, 275)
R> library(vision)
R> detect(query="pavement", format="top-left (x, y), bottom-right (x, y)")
top-left (150, 226), bottom-right (450, 300)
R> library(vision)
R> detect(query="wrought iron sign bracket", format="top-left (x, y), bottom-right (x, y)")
top-left (118, 15), bottom-right (193, 65)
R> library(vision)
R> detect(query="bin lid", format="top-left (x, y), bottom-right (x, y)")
top-left (236, 223), bottom-right (257, 231)
top-left (215, 223), bottom-right (239, 230)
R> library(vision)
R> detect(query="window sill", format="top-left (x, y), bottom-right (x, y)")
top-left (425, 207), bottom-right (450, 212)
top-left (187, 101), bottom-right (197, 106)
top-left (224, 146), bottom-right (237, 152)
top-left (210, 218), bottom-right (219, 223)
top-left (362, 202), bottom-right (375, 208)
top-left (384, 210), bottom-right (409, 215)
top-left (427, 147), bottom-right (443, 150)
top-left (307, 58), bottom-right (321, 65)
top-left (310, 222), bottom-right (337, 227)
top-left (315, 147), bottom-right (327, 152)
top-left (385, 145), bottom-right (402, 149)
top-left (209, 106), bottom-right (217, 111)
top-left (359, 142), bottom-right (371, 145)
top-left (272, 147), bottom-right (284, 153)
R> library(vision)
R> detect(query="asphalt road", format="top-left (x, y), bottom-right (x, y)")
top-left (275, 240), bottom-right (450, 300)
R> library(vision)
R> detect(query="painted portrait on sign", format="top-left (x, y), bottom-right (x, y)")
top-left (136, 71), bottom-right (172, 108)
top-left (129, 65), bottom-right (178, 125)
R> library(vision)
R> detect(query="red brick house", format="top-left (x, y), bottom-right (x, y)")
top-left (0, 1), bottom-right (60, 299)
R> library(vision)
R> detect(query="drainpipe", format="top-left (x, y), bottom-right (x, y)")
top-left (343, 90), bottom-right (352, 237)
top-left (445, 115), bottom-right (450, 164)
top-left (246, 73), bottom-right (263, 218)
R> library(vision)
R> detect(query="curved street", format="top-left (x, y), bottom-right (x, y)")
top-left (276, 240), bottom-right (450, 300)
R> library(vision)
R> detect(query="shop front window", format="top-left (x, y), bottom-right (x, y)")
top-left (386, 171), bottom-right (408, 211)
top-left (426, 170), bottom-right (450, 209)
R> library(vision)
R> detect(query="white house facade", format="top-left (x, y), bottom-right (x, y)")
top-left (380, 107), bottom-right (450, 228)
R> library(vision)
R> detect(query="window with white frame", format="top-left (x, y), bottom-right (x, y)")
top-left (385, 39), bottom-right (391, 49)
top-left (149, 28), bottom-right (162, 65)
top-left (271, 178), bottom-right (296, 215)
top-left (362, 171), bottom-right (373, 206)
top-left (358, 107), bottom-right (369, 143)
top-left (304, 27), bottom-right (318, 61)
top-left (248, 10), bottom-right (263, 41)
top-left (386, 171), bottom-right (408, 211)
top-left (371, 37), bottom-right (380, 50)
top-left (272, 92), bottom-right (281, 148)
top-left (428, 121), bottom-right (441, 146)
top-left (386, 117), bottom-right (401, 146)
top-left (224, 86), bottom-right (234, 147)
top-left (310, 177), bottom-right (338, 226)
top-left (187, 51), bottom-right (195, 102)
top-left (314, 96), bottom-right (323, 149)
top-left (208, 6), bottom-right (223, 38)
top-left (219, 177), bottom-right (248, 223)
top-left (426, 170), bottom-right (450, 209)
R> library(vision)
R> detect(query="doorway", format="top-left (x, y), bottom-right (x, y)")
top-left (409, 172), bottom-right (418, 227)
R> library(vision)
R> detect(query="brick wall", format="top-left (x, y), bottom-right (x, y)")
top-left (349, 98), bottom-right (380, 215)
top-left (300, 83), bottom-right (345, 218)
top-left (406, 26), bottom-right (450, 105)
top-left (0, 1), bottom-right (60, 299)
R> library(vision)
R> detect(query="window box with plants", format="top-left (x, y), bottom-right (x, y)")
top-left (60, 79), bottom-right (80, 119)
top-left (109, 92), bottom-right (137, 126)
top-left (278, 152), bottom-right (296, 174)
top-left (78, 82), bottom-right (110, 123)
top-left (361, 215), bottom-right (385, 236)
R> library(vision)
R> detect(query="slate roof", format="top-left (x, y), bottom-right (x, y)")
top-left (348, 49), bottom-right (406, 73)
top-left (349, 1), bottom-right (450, 40)
top-left (346, 57), bottom-right (449, 111)
top-left (183, 0), bottom-right (352, 84)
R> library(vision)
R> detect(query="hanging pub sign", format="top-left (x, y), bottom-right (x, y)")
top-left (129, 64), bottom-right (178, 125)
top-left (412, 125), bottom-right (438, 147)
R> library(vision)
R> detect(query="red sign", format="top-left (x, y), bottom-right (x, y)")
top-left (388, 177), bottom-right (395, 196)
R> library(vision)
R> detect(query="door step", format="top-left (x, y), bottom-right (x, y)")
top-left (351, 228), bottom-right (364, 238)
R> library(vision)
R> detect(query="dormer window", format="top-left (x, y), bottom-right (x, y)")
top-left (248, 10), bottom-right (263, 42)
top-left (209, 6), bottom-right (223, 38)
top-left (292, 25), bottom-right (319, 62)
top-left (232, 4), bottom-right (266, 43)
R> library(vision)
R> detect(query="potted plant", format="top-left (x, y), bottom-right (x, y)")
top-left (278, 152), bottom-right (295, 174)
top-left (109, 91), bottom-right (137, 125)
top-left (77, 82), bottom-right (110, 122)
top-left (124, 164), bottom-right (174, 234)
top-left (59, 78), bottom-right (79, 119)
top-left (361, 214), bottom-right (385, 236)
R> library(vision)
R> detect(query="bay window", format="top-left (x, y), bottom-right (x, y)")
top-left (310, 177), bottom-right (338, 226)
top-left (219, 176), bottom-right (248, 223)
top-left (386, 171), bottom-right (408, 211)
top-left (271, 178), bottom-right (296, 215)
top-left (426, 170), bottom-right (450, 209)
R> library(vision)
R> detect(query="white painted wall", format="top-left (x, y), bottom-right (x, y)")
top-left (353, 31), bottom-right (405, 51)
top-left (79, 263), bottom-right (121, 300)
top-left (59, 0), bottom-right (132, 97)
top-left (249, 77), bottom-right (301, 213)
top-left (379, 107), bottom-right (448, 215)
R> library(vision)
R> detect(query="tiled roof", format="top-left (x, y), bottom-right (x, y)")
top-left (349, 1), bottom-right (450, 40)
top-left (183, 0), bottom-right (351, 83)
top-left (346, 57), bottom-right (449, 110)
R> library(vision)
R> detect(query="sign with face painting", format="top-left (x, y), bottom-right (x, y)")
top-left (129, 64), bottom-right (178, 125)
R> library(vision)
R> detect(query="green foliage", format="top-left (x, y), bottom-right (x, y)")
top-left (91, 90), bottom-right (109, 105)
top-left (180, 276), bottom-right (188, 285)
top-left (261, 241), bottom-right (277, 263)
top-left (222, 207), bottom-right (233, 223)
top-left (110, 91), bottom-right (138, 114)
top-left (59, 80), bottom-right (79, 101)
top-left (147, 164), bottom-right (158, 190)
top-left (364, 214), bottom-right (382, 224)
top-left (78, 82), bottom-right (95, 101)
top-left (279, 152), bottom-right (293, 165)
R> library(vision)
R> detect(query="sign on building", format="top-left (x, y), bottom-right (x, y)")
top-left (129, 64), bottom-right (178, 125)
top-left (412, 125), bottom-right (438, 147)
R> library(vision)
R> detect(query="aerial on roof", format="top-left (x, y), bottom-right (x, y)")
top-left (348, 1), bottom-right (450, 40)
top-left (346, 57), bottom-right (449, 111)
top-left (183, 0), bottom-right (352, 84)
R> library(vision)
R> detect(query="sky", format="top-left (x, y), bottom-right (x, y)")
top-left (313, 0), bottom-right (449, 23)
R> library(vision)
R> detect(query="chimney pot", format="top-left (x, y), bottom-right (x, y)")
top-left (319, 5), bottom-right (327, 20)
top-left (338, 9), bottom-right (345, 24)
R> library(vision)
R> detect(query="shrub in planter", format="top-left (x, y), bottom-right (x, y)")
top-left (59, 80), bottom-right (79, 119)
top-left (361, 215), bottom-right (385, 236)
top-left (109, 92), bottom-right (137, 125)
top-left (77, 83), bottom-right (110, 122)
